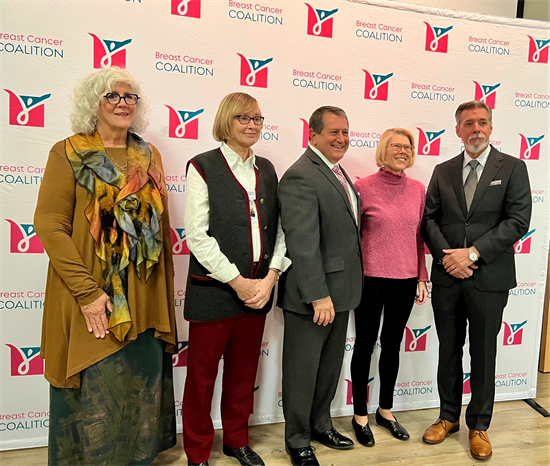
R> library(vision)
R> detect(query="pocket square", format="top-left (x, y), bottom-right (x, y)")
top-left (490, 180), bottom-right (502, 186)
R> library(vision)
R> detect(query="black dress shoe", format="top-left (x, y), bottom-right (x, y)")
top-left (375, 408), bottom-right (410, 440)
top-left (223, 445), bottom-right (265, 466)
top-left (285, 445), bottom-right (320, 466)
top-left (351, 416), bottom-right (375, 447)
top-left (188, 462), bottom-right (208, 466)
top-left (311, 427), bottom-right (354, 450)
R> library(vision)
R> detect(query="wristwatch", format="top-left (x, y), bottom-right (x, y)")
top-left (468, 247), bottom-right (479, 262)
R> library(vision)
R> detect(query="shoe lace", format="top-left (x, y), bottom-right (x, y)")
top-left (299, 446), bottom-right (316, 455)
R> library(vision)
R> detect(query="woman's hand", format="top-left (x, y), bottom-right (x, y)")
top-left (81, 293), bottom-right (112, 339)
top-left (415, 281), bottom-right (429, 305)
top-left (228, 275), bottom-right (260, 301)
top-left (245, 269), bottom-right (279, 309)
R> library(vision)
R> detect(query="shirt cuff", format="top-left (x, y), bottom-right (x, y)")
top-left (207, 263), bottom-right (240, 283)
top-left (268, 255), bottom-right (292, 273)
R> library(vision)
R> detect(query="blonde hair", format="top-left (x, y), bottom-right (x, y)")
top-left (212, 92), bottom-right (259, 142)
top-left (70, 67), bottom-right (150, 134)
top-left (375, 128), bottom-right (416, 169)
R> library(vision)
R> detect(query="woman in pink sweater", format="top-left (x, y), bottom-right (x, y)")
top-left (350, 128), bottom-right (429, 447)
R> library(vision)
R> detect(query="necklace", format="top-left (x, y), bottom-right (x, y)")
top-left (105, 147), bottom-right (128, 172)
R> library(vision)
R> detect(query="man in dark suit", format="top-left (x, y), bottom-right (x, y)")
top-left (421, 100), bottom-right (531, 461)
top-left (278, 106), bottom-right (363, 466)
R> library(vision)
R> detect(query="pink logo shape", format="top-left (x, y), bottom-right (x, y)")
top-left (473, 81), bottom-right (500, 109)
top-left (300, 118), bottom-right (309, 148)
top-left (519, 134), bottom-right (544, 160)
top-left (172, 341), bottom-right (189, 367)
top-left (404, 326), bottom-right (431, 352)
top-left (527, 36), bottom-right (550, 64)
top-left (305, 3), bottom-right (338, 38)
top-left (4, 89), bottom-right (51, 127)
top-left (171, 0), bottom-right (201, 18)
top-left (6, 219), bottom-right (44, 253)
top-left (417, 128), bottom-right (445, 156)
top-left (463, 373), bottom-right (471, 394)
top-left (89, 33), bottom-right (131, 69)
top-left (345, 376), bottom-right (374, 405)
top-left (237, 54), bottom-right (273, 88)
top-left (171, 228), bottom-right (191, 255)
top-left (424, 244), bottom-right (431, 255)
top-left (503, 320), bottom-right (527, 346)
top-left (514, 229), bottom-right (535, 254)
top-left (5, 344), bottom-right (44, 376)
top-left (424, 23), bottom-right (453, 53)
top-left (363, 70), bottom-right (393, 101)
top-left (166, 106), bottom-right (203, 139)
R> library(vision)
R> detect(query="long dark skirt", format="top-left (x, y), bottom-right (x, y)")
top-left (48, 329), bottom-right (176, 466)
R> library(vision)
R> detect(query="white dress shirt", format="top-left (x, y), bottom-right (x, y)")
top-left (185, 142), bottom-right (291, 283)
top-left (462, 144), bottom-right (491, 183)
top-left (309, 144), bottom-right (358, 222)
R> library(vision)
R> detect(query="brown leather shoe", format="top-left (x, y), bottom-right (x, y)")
top-left (422, 418), bottom-right (460, 444)
top-left (469, 430), bottom-right (492, 461)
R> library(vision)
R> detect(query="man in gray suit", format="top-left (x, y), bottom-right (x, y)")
top-left (421, 100), bottom-right (531, 461)
top-left (278, 106), bottom-right (363, 466)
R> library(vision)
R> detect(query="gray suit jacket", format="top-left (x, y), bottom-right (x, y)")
top-left (422, 146), bottom-right (532, 291)
top-left (277, 148), bottom-right (363, 314)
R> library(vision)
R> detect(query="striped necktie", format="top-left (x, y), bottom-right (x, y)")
top-left (332, 164), bottom-right (353, 207)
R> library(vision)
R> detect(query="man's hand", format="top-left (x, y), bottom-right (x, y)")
top-left (245, 269), bottom-right (279, 309)
top-left (81, 293), bottom-right (112, 339)
top-left (228, 275), bottom-right (260, 301)
top-left (443, 248), bottom-right (479, 279)
top-left (312, 296), bottom-right (335, 326)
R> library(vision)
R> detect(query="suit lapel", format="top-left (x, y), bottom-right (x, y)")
top-left (466, 148), bottom-right (504, 220)
top-left (449, 153), bottom-right (468, 218)
top-left (340, 165), bottom-right (359, 224)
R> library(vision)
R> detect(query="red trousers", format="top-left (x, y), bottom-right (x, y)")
top-left (182, 313), bottom-right (266, 463)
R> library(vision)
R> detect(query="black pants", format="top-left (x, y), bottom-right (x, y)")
top-left (432, 280), bottom-right (508, 431)
top-left (282, 310), bottom-right (349, 448)
top-left (350, 276), bottom-right (417, 414)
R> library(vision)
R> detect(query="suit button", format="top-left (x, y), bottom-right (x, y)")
top-left (263, 225), bottom-right (268, 231)
top-left (260, 199), bottom-right (265, 205)
top-left (264, 254), bottom-right (269, 259)
top-left (465, 222), bottom-right (470, 226)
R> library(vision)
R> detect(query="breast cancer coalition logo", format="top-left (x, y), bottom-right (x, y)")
top-left (473, 81), bottom-right (500, 109)
top-left (4, 89), bottom-right (51, 127)
top-left (5, 344), bottom-right (44, 376)
top-left (463, 372), bottom-right (471, 394)
top-left (300, 118), bottom-right (310, 148)
top-left (89, 33), bottom-right (132, 69)
top-left (363, 70), bottom-right (393, 101)
top-left (172, 341), bottom-right (189, 367)
top-left (503, 320), bottom-right (527, 346)
top-left (417, 128), bottom-right (445, 156)
top-left (166, 106), bottom-right (204, 139)
top-left (171, 0), bottom-right (201, 18)
top-left (519, 134), bottom-right (544, 160)
top-left (6, 219), bottom-right (44, 253)
top-left (305, 3), bottom-right (338, 38)
top-left (514, 229), bottom-right (535, 254)
top-left (237, 54), bottom-right (273, 88)
top-left (171, 228), bottom-right (191, 255)
top-left (424, 22), bottom-right (453, 53)
top-left (527, 36), bottom-right (550, 64)
top-left (404, 325), bottom-right (431, 352)
top-left (345, 376), bottom-right (374, 405)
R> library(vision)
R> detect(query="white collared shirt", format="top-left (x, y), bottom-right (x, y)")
top-left (185, 142), bottom-right (291, 283)
top-left (309, 144), bottom-right (358, 221)
top-left (462, 144), bottom-right (491, 184)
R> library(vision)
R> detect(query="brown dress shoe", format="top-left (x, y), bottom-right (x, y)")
top-left (422, 418), bottom-right (460, 444)
top-left (469, 430), bottom-right (492, 461)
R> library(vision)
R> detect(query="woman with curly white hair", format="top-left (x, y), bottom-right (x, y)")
top-left (34, 67), bottom-right (177, 465)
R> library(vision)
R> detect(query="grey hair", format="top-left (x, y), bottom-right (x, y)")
top-left (455, 100), bottom-right (492, 126)
top-left (309, 106), bottom-right (348, 136)
top-left (70, 67), bottom-right (150, 134)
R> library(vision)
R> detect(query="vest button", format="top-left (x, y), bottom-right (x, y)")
top-left (263, 225), bottom-right (268, 230)
top-left (263, 254), bottom-right (269, 259)
top-left (260, 199), bottom-right (265, 204)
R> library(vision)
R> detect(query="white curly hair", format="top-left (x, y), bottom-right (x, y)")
top-left (70, 67), bottom-right (150, 134)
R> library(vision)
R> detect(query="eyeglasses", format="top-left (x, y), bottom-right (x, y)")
top-left (235, 115), bottom-right (265, 125)
top-left (389, 143), bottom-right (414, 153)
top-left (103, 92), bottom-right (140, 105)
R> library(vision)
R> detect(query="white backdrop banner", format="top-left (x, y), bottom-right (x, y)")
top-left (0, 0), bottom-right (549, 451)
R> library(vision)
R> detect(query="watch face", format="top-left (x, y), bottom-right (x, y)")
top-left (469, 252), bottom-right (478, 261)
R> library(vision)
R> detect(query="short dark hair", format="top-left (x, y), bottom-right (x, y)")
top-left (309, 106), bottom-right (348, 136)
top-left (455, 100), bottom-right (492, 125)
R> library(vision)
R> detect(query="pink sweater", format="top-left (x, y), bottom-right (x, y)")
top-left (354, 168), bottom-right (429, 281)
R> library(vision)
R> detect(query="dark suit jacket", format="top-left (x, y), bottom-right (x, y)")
top-left (422, 146), bottom-right (532, 291)
top-left (277, 148), bottom-right (363, 314)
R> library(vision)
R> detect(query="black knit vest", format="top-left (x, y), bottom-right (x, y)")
top-left (184, 148), bottom-right (279, 321)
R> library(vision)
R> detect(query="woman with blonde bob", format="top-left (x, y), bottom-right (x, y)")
top-left (350, 128), bottom-right (429, 447)
top-left (34, 67), bottom-right (177, 465)
top-left (182, 92), bottom-right (290, 466)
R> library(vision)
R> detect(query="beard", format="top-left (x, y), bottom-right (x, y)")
top-left (465, 136), bottom-right (488, 154)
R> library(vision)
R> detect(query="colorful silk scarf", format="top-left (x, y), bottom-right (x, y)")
top-left (65, 132), bottom-right (164, 341)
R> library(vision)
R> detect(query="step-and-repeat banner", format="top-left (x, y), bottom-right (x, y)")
top-left (1, 0), bottom-right (549, 451)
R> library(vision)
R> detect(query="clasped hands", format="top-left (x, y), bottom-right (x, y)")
top-left (442, 248), bottom-right (479, 279)
top-left (228, 270), bottom-right (279, 310)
